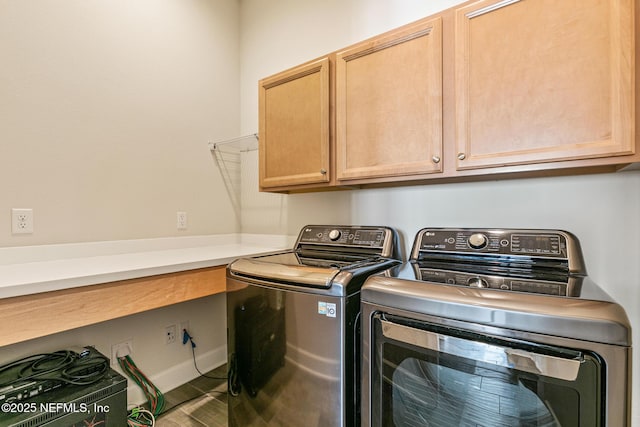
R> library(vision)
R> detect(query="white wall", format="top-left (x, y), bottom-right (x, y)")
top-left (0, 0), bottom-right (240, 246)
top-left (239, 0), bottom-right (640, 424)
top-left (0, 0), bottom-right (239, 408)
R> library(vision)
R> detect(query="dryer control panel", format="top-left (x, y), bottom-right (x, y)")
top-left (411, 228), bottom-right (586, 275)
top-left (416, 229), bottom-right (569, 257)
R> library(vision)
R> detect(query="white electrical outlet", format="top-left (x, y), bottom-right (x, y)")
top-left (165, 324), bottom-right (177, 344)
top-left (11, 208), bottom-right (33, 234)
top-left (177, 211), bottom-right (187, 230)
top-left (111, 339), bottom-right (133, 365)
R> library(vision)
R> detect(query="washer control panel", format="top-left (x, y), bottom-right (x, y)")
top-left (416, 228), bottom-right (569, 258)
top-left (298, 226), bottom-right (388, 248)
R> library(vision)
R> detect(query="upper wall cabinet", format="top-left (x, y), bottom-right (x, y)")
top-left (454, 0), bottom-right (635, 170)
top-left (335, 17), bottom-right (443, 181)
top-left (258, 0), bottom-right (637, 193)
top-left (259, 57), bottom-right (331, 190)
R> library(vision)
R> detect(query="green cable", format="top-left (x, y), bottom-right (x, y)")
top-left (118, 354), bottom-right (165, 423)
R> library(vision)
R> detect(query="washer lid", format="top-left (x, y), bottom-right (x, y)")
top-left (228, 251), bottom-right (401, 293)
top-left (228, 253), bottom-right (342, 288)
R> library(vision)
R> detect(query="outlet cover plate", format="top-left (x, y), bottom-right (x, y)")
top-left (166, 324), bottom-right (177, 344)
top-left (111, 340), bottom-right (133, 365)
top-left (11, 208), bottom-right (33, 234)
top-left (177, 212), bottom-right (187, 230)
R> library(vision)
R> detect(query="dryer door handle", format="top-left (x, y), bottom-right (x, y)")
top-left (380, 319), bottom-right (583, 381)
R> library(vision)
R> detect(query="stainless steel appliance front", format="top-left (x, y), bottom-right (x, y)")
top-left (361, 228), bottom-right (632, 426)
top-left (227, 277), bottom-right (352, 426)
top-left (227, 225), bottom-right (400, 427)
top-left (362, 303), bottom-right (630, 426)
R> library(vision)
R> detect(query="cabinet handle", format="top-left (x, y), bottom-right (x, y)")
top-left (320, 168), bottom-right (327, 174)
top-left (457, 153), bottom-right (466, 160)
top-left (432, 156), bottom-right (441, 164)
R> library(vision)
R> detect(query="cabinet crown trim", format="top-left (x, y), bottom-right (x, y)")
top-left (465, 0), bottom-right (523, 18)
top-left (340, 26), bottom-right (435, 62)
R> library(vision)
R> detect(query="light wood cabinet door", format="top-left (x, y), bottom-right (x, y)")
top-left (336, 17), bottom-right (443, 181)
top-left (259, 57), bottom-right (331, 189)
top-left (454, 0), bottom-right (635, 170)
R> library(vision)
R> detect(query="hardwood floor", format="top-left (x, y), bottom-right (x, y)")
top-left (156, 365), bottom-right (228, 426)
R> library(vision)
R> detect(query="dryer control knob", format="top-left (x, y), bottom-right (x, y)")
top-left (328, 229), bottom-right (342, 241)
top-left (468, 233), bottom-right (488, 249)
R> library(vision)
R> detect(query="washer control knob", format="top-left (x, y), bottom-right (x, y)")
top-left (468, 277), bottom-right (488, 288)
top-left (328, 229), bottom-right (342, 241)
top-left (468, 233), bottom-right (488, 249)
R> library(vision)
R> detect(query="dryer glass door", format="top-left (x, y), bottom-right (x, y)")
top-left (371, 313), bottom-right (603, 427)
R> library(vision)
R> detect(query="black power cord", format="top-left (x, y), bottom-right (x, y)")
top-left (227, 352), bottom-right (240, 397)
top-left (181, 329), bottom-right (227, 380)
top-left (0, 347), bottom-right (109, 389)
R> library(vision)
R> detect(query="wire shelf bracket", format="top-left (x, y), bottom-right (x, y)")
top-left (209, 134), bottom-right (258, 215)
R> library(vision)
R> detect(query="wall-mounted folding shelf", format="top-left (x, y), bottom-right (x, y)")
top-left (209, 134), bottom-right (259, 214)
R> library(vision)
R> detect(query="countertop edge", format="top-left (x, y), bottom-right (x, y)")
top-left (0, 234), bottom-right (293, 300)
